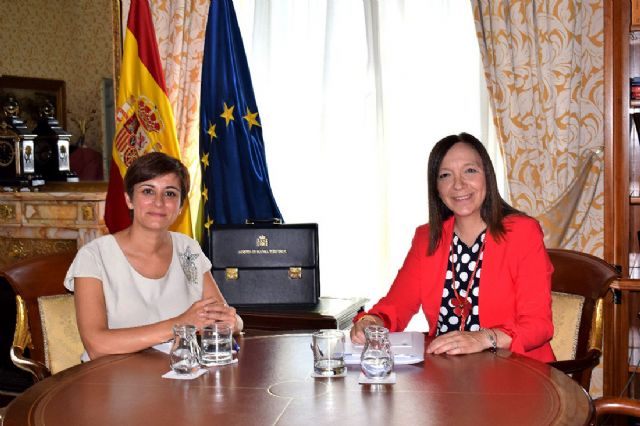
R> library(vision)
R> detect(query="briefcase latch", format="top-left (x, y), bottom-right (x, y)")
top-left (288, 267), bottom-right (302, 279)
top-left (225, 268), bottom-right (239, 280)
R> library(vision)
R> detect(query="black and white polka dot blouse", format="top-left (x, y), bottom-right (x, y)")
top-left (436, 230), bottom-right (486, 335)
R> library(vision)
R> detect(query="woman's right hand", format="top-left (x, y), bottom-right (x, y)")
top-left (350, 315), bottom-right (382, 344)
top-left (175, 298), bottom-right (220, 330)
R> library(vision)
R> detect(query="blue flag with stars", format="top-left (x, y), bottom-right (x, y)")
top-left (199, 0), bottom-right (283, 252)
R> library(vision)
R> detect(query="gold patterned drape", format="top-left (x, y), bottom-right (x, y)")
top-left (472, 0), bottom-right (605, 256)
top-left (151, 0), bottom-right (209, 235)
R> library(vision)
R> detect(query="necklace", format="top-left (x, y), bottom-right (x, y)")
top-left (450, 231), bottom-right (486, 331)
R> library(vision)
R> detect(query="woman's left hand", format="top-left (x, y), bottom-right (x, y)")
top-left (426, 330), bottom-right (490, 355)
top-left (200, 302), bottom-right (239, 331)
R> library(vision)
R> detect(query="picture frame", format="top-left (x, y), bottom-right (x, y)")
top-left (0, 75), bottom-right (66, 130)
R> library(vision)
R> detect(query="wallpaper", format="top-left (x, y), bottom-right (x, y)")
top-left (1, 0), bottom-right (116, 176)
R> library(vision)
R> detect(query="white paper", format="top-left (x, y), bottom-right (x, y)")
top-left (358, 371), bottom-right (397, 384)
top-left (344, 331), bottom-right (424, 365)
top-left (153, 341), bottom-right (173, 354)
top-left (162, 368), bottom-right (208, 380)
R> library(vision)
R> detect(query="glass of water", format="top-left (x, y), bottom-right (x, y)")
top-left (200, 323), bottom-right (233, 366)
top-left (311, 329), bottom-right (346, 376)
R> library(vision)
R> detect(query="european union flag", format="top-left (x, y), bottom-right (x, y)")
top-left (200, 0), bottom-right (283, 251)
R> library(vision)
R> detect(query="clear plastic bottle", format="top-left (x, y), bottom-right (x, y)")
top-left (360, 325), bottom-right (394, 379)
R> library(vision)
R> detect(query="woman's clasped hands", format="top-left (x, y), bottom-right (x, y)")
top-left (177, 298), bottom-right (239, 331)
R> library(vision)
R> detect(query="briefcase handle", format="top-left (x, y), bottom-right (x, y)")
top-left (244, 218), bottom-right (283, 225)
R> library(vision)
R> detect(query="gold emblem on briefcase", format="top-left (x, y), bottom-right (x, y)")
top-left (225, 268), bottom-right (239, 280)
top-left (288, 267), bottom-right (302, 279)
top-left (256, 235), bottom-right (268, 247)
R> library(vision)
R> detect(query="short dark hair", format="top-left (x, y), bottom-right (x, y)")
top-left (426, 132), bottom-right (521, 255)
top-left (124, 152), bottom-right (190, 206)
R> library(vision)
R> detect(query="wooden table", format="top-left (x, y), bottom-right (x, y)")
top-left (4, 334), bottom-right (592, 426)
top-left (238, 297), bottom-right (367, 332)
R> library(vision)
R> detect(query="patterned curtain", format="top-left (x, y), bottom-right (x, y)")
top-left (472, 0), bottom-right (605, 256)
top-left (120, 0), bottom-right (209, 232)
top-left (152, 0), bottom-right (209, 232)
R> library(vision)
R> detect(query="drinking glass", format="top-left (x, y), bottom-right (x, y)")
top-left (311, 329), bottom-right (346, 376)
top-left (170, 324), bottom-right (200, 374)
top-left (360, 325), bottom-right (394, 379)
top-left (200, 323), bottom-right (233, 366)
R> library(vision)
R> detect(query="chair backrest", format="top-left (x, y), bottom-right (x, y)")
top-left (550, 291), bottom-right (584, 361)
top-left (38, 293), bottom-right (83, 374)
top-left (547, 249), bottom-right (618, 386)
top-left (0, 252), bottom-right (77, 366)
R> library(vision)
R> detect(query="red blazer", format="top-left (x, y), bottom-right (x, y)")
top-left (363, 215), bottom-right (555, 363)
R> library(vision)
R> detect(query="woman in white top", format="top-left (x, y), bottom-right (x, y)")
top-left (65, 152), bottom-right (242, 360)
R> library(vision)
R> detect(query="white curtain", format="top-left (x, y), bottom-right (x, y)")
top-left (233, 0), bottom-right (505, 331)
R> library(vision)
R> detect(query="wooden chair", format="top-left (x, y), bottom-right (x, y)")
top-left (0, 252), bottom-right (82, 382)
top-left (547, 248), bottom-right (619, 391)
top-left (592, 397), bottom-right (640, 424)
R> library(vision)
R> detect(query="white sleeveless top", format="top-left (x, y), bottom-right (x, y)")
top-left (64, 232), bottom-right (211, 330)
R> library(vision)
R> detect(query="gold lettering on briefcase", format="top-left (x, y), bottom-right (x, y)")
top-left (238, 249), bottom-right (287, 254)
top-left (256, 235), bottom-right (268, 247)
top-left (225, 268), bottom-right (238, 280)
top-left (288, 267), bottom-right (302, 279)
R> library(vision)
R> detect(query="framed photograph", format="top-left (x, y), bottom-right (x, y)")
top-left (0, 75), bottom-right (66, 130)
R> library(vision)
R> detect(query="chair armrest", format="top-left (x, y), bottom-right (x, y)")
top-left (10, 346), bottom-right (50, 382)
top-left (594, 397), bottom-right (640, 418)
top-left (10, 294), bottom-right (50, 382)
top-left (548, 348), bottom-right (601, 375)
top-left (609, 278), bottom-right (640, 292)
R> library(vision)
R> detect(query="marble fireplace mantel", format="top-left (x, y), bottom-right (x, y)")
top-left (0, 182), bottom-right (109, 267)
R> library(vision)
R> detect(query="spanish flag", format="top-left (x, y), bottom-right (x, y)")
top-left (105, 0), bottom-right (192, 236)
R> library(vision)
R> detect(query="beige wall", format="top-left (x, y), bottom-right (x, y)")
top-left (1, 0), bottom-right (115, 171)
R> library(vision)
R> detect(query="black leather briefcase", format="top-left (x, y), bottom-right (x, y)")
top-left (210, 222), bottom-right (320, 307)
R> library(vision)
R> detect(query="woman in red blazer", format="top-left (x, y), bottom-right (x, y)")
top-left (350, 133), bottom-right (555, 363)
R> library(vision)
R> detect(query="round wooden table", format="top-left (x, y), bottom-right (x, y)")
top-left (4, 333), bottom-right (592, 425)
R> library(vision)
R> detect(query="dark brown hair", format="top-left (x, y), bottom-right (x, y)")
top-left (124, 152), bottom-right (190, 207)
top-left (426, 132), bottom-right (521, 255)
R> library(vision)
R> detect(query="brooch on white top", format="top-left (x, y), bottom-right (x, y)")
top-left (178, 247), bottom-right (199, 286)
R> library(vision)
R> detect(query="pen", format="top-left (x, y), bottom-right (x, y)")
top-left (232, 338), bottom-right (240, 353)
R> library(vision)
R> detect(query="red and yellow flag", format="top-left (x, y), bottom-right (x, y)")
top-left (105, 0), bottom-right (192, 236)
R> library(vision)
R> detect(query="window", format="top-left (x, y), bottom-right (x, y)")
top-left (234, 0), bottom-right (505, 331)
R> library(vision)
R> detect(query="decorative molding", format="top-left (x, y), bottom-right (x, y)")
top-left (0, 238), bottom-right (75, 268)
top-left (0, 204), bottom-right (17, 222)
top-left (81, 204), bottom-right (95, 222)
